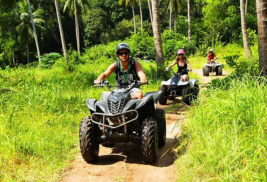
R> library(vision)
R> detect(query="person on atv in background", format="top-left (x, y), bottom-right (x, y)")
top-left (136, 51), bottom-right (143, 60)
top-left (94, 43), bottom-right (148, 99)
top-left (165, 49), bottom-right (192, 81)
top-left (206, 49), bottom-right (216, 63)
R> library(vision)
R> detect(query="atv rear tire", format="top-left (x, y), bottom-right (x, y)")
top-left (154, 109), bottom-right (166, 148)
top-left (141, 117), bottom-right (158, 163)
top-left (159, 86), bottom-right (168, 105)
top-left (203, 66), bottom-right (209, 76)
top-left (182, 86), bottom-right (192, 105)
top-left (79, 116), bottom-right (99, 163)
top-left (216, 66), bottom-right (222, 76)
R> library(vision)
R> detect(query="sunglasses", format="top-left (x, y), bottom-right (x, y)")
top-left (118, 52), bottom-right (129, 56)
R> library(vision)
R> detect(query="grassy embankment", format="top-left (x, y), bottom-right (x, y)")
top-left (0, 53), bottom-right (164, 181)
top-left (175, 44), bottom-right (267, 181)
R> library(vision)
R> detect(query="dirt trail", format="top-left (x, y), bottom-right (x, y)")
top-left (61, 69), bottom-right (229, 182)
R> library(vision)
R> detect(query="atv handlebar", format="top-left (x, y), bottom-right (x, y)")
top-left (165, 68), bottom-right (191, 76)
top-left (94, 80), bottom-right (147, 93)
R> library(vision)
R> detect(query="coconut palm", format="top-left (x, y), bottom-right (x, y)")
top-left (26, 0), bottom-right (41, 62)
top-left (240, 0), bottom-right (251, 58)
top-left (54, 0), bottom-right (68, 62)
top-left (256, 0), bottom-right (267, 75)
top-left (138, 0), bottom-right (143, 35)
top-left (160, 0), bottom-right (181, 31)
top-left (187, 0), bottom-right (191, 41)
top-left (64, 0), bottom-right (92, 55)
top-left (16, 1), bottom-right (44, 64)
top-left (151, 0), bottom-right (164, 74)
top-left (119, 0), bottom-right (139, 34)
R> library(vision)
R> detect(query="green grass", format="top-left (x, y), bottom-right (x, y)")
top-left (0, 58), bottom-right (164, 181)
top-left (175, 76), bottom-right (267, 181)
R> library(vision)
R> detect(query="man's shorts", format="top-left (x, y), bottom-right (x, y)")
top-left (129, 88), bottom-right (142, 98)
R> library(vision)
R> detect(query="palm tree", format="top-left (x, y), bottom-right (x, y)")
top-left (187, 0), bottom-right (191, 41)
top-left (256, 0), bottom-right (267, 75)
top-left (54, 0), bottom-right (68, 63)
top-left (138, 0), bottom-right (143, 35)
top-left (160, 0), bottom-right (181, 31)
top-left (152, 0), bottom-right (164, 74)
top-left (16, 1), bottom-right (44, 64)
top-left (26, 0), bottom-right (41, 62)
top-left (119, 0), bottom-right (139, 34)
top-left (240, 0), bottom-right (251, 58)
top-left (147, 0), bottom-right (153, 32)
top-left (64, 0), bottom-right (92, 55)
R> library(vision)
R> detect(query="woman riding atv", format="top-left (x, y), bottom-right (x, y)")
top-left (206, 49), bottom-right (217, 63)
top-left (166, 49), bottom-right (192, 81)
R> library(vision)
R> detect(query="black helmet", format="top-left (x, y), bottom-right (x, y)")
top-left (116, 43), bottom-right (131, 54)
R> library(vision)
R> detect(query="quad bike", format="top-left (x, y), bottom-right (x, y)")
top-left (203, 57), bottom-right (222, 76)
top-left (79, 81), bottom-right (166, 164)
top-left (159, 68), bottom-right (199, 105)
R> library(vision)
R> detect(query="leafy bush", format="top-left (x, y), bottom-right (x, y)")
top-left (39, 53), bottom-right (62, 69)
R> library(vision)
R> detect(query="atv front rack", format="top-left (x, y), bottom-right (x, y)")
top-left (91, 110), bottom-right (139, 130)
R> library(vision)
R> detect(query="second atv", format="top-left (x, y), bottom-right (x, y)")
top-left (159, 68), bottom-right (199, 105)
top-left (203, 57), bottom-right (222, 76)
top-left (79, 81), bottom-right (166, 164)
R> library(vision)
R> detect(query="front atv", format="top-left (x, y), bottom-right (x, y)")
top-left (79, 81), bottom-right (166, 164)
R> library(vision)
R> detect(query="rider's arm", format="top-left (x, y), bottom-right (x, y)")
top-left (94, 63), bottom-right (116, 84)
top-left (168, 60), bottom-right (178, 69)
top-left (186, 59), bottom-right (192, 71)
top-left (135, 61), bottom-right (147, 84)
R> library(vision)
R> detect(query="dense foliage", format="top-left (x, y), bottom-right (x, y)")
top-left (0, 0), bottom-right (258, 67)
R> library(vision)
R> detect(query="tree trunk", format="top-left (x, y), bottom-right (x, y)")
top-left (27, 40), bottom-right (29, 64)
top-left (256, 0), bottom-right (267, 75)
top-left (188, 0), bottom-right (191, 42)
top-left (151, 0), bottom-right (164, 75)
top-left (174, 10), bottom-right (177, 32)
top-left (245, 0), bottom-right (248, 17)
top-left (139, 0), bottom-right (143, 35)
top-left (148, 0), bottom-right (153, 32)
top-left (26, 0), bottom-right (41, 62)
top-left (74, 0), bottom-right (80, 56)
top-left (54, 0), bottom-right (68, 63)
top-left (169, 0), bottom-right (172, 30)
top-left (132, 4), bottom-right (136, 34)
top-left (240, 0), bottom-right (251, 58)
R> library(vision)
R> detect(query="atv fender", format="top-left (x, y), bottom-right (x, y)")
top-left (135, 95), bottom-right (154, 110)
top-left (122, 100), bottom-right (140, 112)
top-left (177, 81), bottom-right (190, 86)
top-left (101, 91), bottom-right (111, 101)
top-left (144, 91), bottom-right (162, 103)
top-left (86, 98), bottom-right (97, 111)
top-left (189, 79), bottom-right (199, 88)
top-left (161, 79), bottom-right (172, 85)
top-left (96, 101), bottom-right (109, 113)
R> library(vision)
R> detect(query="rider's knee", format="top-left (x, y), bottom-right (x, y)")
top-left (134, 91), bottom-right (143, 99)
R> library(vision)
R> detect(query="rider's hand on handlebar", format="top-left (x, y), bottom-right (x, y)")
top-left (189, 69), bottom-right (192, 72)
top-left (141, 79), bottom-right (148, 85)
top-left (165, 67), bottom-right (171, 71)
top-left (94, 80), bottom-right (101, 85)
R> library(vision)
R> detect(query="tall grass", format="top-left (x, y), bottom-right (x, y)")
top-left (176, 76), bottom-right (267, 181)
top-left (0, 57), bottom-right (165, 181)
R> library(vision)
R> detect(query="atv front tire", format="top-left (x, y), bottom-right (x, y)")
top-left (192, 84), bottom-right (199, 100)
top-left (216, 66), bottom-right (222, 76)
top-left (141, 117), bottom-right (158, 163)
top-left (159, 86), bottom-right (168, 105)
top-left (154, 109), bottom-right (166, 148)
top-left (79, 116), bottom-right (99, 163)
top-left (203, 66), bottom-right (209, 76)
top-left (182, 86), bottom-right (192, 105)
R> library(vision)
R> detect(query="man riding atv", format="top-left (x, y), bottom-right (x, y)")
top-left (94, 43), bottom-right (148, 99)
